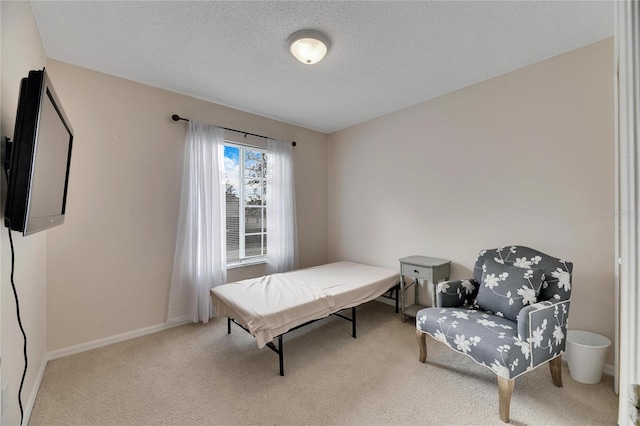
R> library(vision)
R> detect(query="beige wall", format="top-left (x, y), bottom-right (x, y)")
top-left (0, 2), bottom-right (49, 425)
top-left (43, 60), bottom-right (328, 351)
top-left (328, 39), bottom-right (615, 362)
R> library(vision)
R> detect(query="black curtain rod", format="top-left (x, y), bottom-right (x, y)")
top-left (171, 114), bottom-right (296, 147)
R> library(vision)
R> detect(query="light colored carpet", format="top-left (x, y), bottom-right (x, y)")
top-left (29, 301), bottom-right (618, 425)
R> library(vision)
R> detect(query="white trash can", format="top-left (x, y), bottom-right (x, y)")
top-left (565, 330), bottom-right (611, 384)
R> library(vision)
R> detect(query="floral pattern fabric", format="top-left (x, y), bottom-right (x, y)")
top-left (476, 259), bottom-right (545, 321)
top-left (436, 279), bottom-right (478, 308)
top-left (417, 246), bottom-right (573, 380)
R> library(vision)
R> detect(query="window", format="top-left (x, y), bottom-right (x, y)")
top-left (224, 144), bottom-right (267, 265)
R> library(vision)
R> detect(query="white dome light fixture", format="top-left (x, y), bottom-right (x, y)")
top-left (287, 29), bottom-right (331, 65)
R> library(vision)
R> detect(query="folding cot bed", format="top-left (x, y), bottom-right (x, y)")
top-left (210, 261), bottom-right (400, 375)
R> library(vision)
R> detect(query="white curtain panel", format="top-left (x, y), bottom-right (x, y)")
top-left (615, 1), bottom-right (640, 424)
top-left (266, 139), bottom-right (298, 274)
top-left (168, 121), bottom-right (227, 323)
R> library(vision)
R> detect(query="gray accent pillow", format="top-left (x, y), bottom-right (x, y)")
top-left (476, 259), bottom-right (545, 321)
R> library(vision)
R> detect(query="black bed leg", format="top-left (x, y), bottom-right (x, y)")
top-left (352, 307), bottom-right (357, 338)
top-left (278, 335), bottom-right (284, 376)
top-left (395, 285), bottom-right (399, 313)
top-left (227, 317), bottom-right (231, 334)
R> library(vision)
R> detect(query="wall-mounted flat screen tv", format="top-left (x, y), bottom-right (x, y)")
top-left (4, 68), bottom-right (73, 236)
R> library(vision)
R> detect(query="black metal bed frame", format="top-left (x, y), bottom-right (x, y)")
top-left (225, 283), bottom-right (400, 376)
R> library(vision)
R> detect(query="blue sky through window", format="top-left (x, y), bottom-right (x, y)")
top-left (224, 145), bottom-right (240, 194)
top-left (224, 145), bottom-right (239, 163)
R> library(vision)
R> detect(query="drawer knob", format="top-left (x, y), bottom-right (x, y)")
top-left (414, 269), bottom-right (419, 273)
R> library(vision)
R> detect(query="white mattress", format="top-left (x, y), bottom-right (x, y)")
top-left (210, 261), bottom-right (399, 348)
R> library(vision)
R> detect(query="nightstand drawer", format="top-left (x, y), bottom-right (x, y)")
top-left (402, 264), bottom-right (433, 281)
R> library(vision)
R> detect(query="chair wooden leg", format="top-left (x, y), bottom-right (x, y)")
top-left (416, 329), bottom-right (427, 363)
top-left (497, 375), bottom-right (515, 423)
top-left (549, 355), bottom-right (563, 387)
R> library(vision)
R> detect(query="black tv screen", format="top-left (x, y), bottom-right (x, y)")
top-left (4, 68), bottom-right (73, 236)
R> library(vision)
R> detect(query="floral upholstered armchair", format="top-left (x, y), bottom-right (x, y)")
top-left (415, 246), bottom-right (573, 423)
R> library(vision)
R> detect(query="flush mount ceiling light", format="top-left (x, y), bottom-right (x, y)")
top-left (287, 29), bottom-right (331, 65)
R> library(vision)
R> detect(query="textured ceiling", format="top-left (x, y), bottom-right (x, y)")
top-left (30, 1), bottom-right (614, 134)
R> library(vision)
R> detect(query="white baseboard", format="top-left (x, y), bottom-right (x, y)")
top-left (603, 363), bottom-right (615, 377)
top-left (375, 296), bottom-right (396, 307)
top-left (26, 316), bottom-right (616, 426)
top-left (20, 320), bottom-right (189, 426)
top-left (46, 319), bottom-right (190, 361)
top-left (21, 356), bottom-right (47, 426)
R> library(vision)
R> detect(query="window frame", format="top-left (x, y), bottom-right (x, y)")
top-left (224, 141), bottom-right (268, 268)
